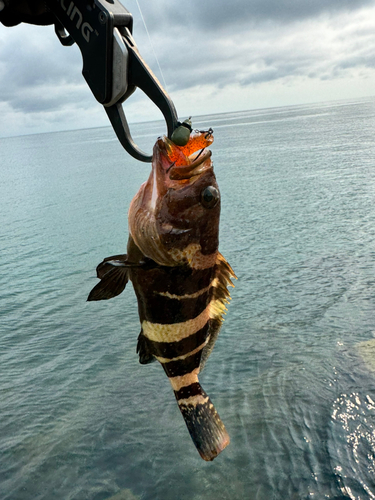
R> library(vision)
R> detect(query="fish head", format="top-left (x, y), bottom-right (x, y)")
top-left (128, 129), bottom-right (220, 268)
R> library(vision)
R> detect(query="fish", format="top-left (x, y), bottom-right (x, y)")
top-left (87, 126), bottom-right (236, 461)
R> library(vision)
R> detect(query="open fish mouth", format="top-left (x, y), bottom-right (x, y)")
top-left (156, 128), bottom-right (215, 184)
top-left (168, 149), bottom-right (212, 180)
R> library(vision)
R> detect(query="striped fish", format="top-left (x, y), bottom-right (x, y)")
top-left (88, 128), bottom-right (236, 461)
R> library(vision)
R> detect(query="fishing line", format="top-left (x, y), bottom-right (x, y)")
top-left (135, 0), bottom-right (168, 91)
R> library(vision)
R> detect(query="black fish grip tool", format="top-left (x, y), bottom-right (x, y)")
top-left (50, 0), bottom-right (179, 162)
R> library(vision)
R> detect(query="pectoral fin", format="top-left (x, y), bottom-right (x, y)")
top-left (87, 266), bottom-right (129, 301)
top-left (96, 254), bottom-right (131, 279)
top-left (88, 254), bottom-right (132, 301)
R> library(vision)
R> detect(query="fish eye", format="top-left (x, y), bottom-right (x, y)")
top-left (201, 186), bottom-right (219, 208)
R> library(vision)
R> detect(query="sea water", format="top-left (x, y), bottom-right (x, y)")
top-left (1, 97), bottom-right (375, 499)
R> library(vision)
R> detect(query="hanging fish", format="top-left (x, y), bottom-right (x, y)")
top-left (88, 126), bottom-right (236, 461)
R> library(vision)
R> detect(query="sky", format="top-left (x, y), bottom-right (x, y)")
top-left (1, 0), bottom-right (375, 137)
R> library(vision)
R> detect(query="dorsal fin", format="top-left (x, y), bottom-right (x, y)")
top-left (200, 318), bottom-right (222, 370)
top-left (200, 253), bottom-right (237, 370)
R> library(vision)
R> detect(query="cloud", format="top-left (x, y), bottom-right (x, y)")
top-left (133, 0), bottom-right (375, 31)
top-left (0, 23), bottom-right (85, 110)
top-left (149, 5), bottom-right (375, 91)
top-left (1, 0), bottom-right (375, 137)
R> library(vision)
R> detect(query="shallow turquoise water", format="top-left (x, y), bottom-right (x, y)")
top-left (1, 98), bottom-right (375, 499)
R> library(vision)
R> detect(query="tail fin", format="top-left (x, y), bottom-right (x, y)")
top-left (174, 383), bottom-right (230, 461)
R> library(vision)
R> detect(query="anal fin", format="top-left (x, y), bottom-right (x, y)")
top-left (136, 331), bottom-right (156, 364)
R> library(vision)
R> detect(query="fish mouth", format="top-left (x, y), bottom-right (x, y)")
top-left (168, 149), bottom-right (213, 181)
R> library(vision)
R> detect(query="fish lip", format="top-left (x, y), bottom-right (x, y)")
top-left (159, 223), bottom-right (192, 235)
top-left (168, 149), bottom-right (212, 181)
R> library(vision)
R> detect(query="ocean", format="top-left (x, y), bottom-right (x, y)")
top-left (1, 97), bottom-right (375, 499)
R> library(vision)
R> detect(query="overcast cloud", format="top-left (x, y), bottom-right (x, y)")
top-left (1, 0), bottom-right (375, 137)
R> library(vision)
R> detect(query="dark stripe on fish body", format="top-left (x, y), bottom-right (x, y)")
top-left (142, 323), bottom-right (210, 359)
top-left (132, 264), bottom-right (216, 297)
top-left (174, 382), bottom-right (203, 401)
top-left (162, 350), bottom-right (202, 378)
top-left (139, 288), bottom-right (212, 324)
